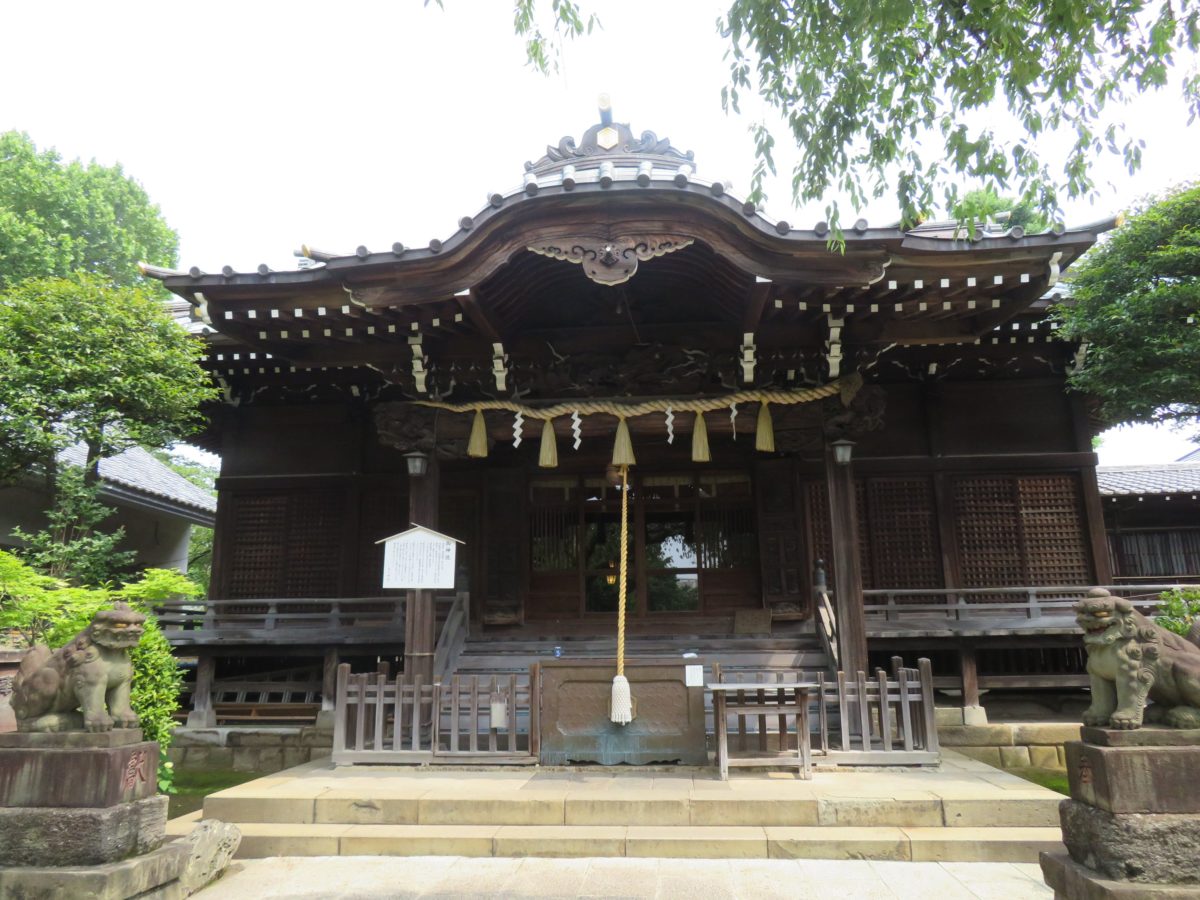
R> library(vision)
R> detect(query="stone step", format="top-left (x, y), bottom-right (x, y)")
top-left (201, 791), bottom-right (1062, 829)
top-left (166, 818), bottom-right (1062, 863)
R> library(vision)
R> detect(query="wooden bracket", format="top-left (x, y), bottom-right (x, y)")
top-left (740, 332), bottom-right (756, 383)
top-left (410, 336), bottom-right (428, 393)
top-left (826, 314), bottom-right (845, 379)
top-left (492, 342), bottom-right (509, 392)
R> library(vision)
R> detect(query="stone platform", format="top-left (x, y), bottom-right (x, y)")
top-left (167, 749), bottom-right (1065, 862)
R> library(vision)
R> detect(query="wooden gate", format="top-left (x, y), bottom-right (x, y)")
top-left (331, 663), bottom-right (539, 765)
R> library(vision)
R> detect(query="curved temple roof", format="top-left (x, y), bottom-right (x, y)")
top-left (144, 109), bottom-right (1118, 418)
top-left (143, 110), bottom-right (1117, 301)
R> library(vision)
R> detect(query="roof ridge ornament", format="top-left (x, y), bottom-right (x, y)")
top-left (525, 96), bottom-right (696, 176)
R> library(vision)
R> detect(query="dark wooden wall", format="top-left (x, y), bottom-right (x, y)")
top-left (208, 377), bottom-right (1110, 616)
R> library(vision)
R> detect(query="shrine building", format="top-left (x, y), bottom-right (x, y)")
top-left (145, 107), bottom-right (1159, 749)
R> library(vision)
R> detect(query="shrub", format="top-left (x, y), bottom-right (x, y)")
top-left (0, 551), bottom-right (195, 791)
top-left (1156, 588), bottom-right (1200, 638)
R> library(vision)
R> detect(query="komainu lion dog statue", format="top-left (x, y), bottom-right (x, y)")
top-left (1077, 588), bottom-right (1200, 730)
top-left (11, 603), bottom-right (145, 732)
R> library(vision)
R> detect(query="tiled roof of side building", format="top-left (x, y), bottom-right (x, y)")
top-left (1097, 463), bottom-right (1200, 496)
top-left (58, 445), bottom-right (217, 516)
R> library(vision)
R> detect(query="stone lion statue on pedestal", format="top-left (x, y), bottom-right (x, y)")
top-left (1077, 588), bottom-right (1200, 730)
top-left (11, 603), bottom-right (145, 732)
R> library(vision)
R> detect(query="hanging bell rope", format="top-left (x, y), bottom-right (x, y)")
top-left (611, 417), bottom-right (636, 467)
top-left (610, 462), bottom-right (633, 725)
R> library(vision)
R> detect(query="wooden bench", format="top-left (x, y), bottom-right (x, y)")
top-left (709, 679), bottom-right (813, 781)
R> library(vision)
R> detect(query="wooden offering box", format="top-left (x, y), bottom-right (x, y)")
top-left (538, 659), bottom-right (707, 766)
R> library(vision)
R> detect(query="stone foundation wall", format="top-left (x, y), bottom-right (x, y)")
top-left (169, 727), bottom-right (332, 775)
top-left (937, 721), bottom-right (1080, 769)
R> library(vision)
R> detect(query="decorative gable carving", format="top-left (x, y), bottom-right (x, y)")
top-left (527, 235), bottom-right (694, 286)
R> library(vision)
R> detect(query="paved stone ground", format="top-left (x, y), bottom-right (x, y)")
top-left (195, 856), bottom-right (1052, 898)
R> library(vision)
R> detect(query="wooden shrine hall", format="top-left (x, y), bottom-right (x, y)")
top-left (145, 106), bottom-right (1145, 758)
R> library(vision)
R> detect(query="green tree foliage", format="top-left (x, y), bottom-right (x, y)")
top-left (0, 274), bottom-right (218, 486)
top-left (513, 2), bottom-right (1199, 231)
top-left (0, 131), bottom-right (177, 289)
top-left (0, 552), bottom-right (194, 789)
top-left (11, 467), bottom-right (136, 586)
top-left (953, 187), bottom-right (1051, 235)
top-left (1156, 588), bottom-right (1200, 637)
top-left (1055, 184), bottom-right (1200, 431)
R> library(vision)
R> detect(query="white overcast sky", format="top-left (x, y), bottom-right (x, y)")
top-left (2, 0), bottom-right (1197, 465)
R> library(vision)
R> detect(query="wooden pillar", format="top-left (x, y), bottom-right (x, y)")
top-left (315, 648), bottom-right (340, 730)
top-left (959, 644), bottom-right (981, 709)
top-left (824, 444), bottom-right (869, 677)
top-left (186, 655), bottom-right (217, 728)
top-left (404, 456), bottom-right (439, 683)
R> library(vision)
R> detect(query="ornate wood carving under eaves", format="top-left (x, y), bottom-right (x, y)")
top-left (528, 235), bottom-right (694, 286)
top-left (373, 403), bottom-right (469, 459)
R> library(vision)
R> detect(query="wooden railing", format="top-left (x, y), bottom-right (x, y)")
top-left (156, 596), bottom-right (404, 644)
top-left (157, 593), bottom-right (462, 645)
top-left (434, 593), bottom-right (470, 681)
top-left (861, 584), bottom-right (1184, 629)
top-left (332, 663), bottom-right (538, 765)
top-left (712, 657), bottom-right (939, 767)
top-left (815, 591), bottom-right (839, 670)
top-left (811, 560), bottom-right (839, 670)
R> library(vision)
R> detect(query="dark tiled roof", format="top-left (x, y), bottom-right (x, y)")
top-left (1097, 464), bottom-right (1200, 497)
top-left (58, 445), bottom-right (216, 515)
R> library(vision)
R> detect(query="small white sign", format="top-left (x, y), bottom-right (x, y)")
top-left (684, 664), bottom-right (704, 688)
top-left (378, 525), bottom-right (462, 590)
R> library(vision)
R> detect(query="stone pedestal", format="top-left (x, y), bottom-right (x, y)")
top-left (1042, 728), bottom-right (1200, 898)
top-left (0, 730), bottom-right (186, 898)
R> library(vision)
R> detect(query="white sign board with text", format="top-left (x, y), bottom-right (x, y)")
top-left (378, 525), bottom-right (462, 590)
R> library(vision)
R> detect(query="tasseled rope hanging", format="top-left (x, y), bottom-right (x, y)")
top-left (414, 383), bottom-right (843, 420)
top-left (755, 401), bottom-right (775, 452)
top-left (468, 410), bottom-right (489, 458)
top-left (415, 382), bottom-right (851, 466)
top-left (611, 417), bottom-right (636, 467)
top-left (538, 419), bottom-right (558, 468)
top-left (691, 411), bottom-right (710, 463)
top-left (610, 463), bottom-right (633, 725)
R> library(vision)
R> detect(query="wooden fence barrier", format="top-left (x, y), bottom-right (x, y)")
top-left (711, 657), bottom-right (939, 769)
top-left (332, 663), bottom-right (538, 765)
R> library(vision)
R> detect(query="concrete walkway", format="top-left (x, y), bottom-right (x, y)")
top-left (195, 856), bottom-right (1052, 898)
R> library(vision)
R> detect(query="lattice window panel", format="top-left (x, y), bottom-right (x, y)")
top-left (954, 474), bottom-right (1093, 589)
top-left (864, 478), bottom-right (943, 593)
top-left (226, 495), bottom-right (290, 600)
top-left (281, 490), bottom-right (344, 598)
top-left (803, 481), bottom-right (869, 591)
top-left (356, 487), bottom-right (408, 595)
top-left (1017, 475), bottom-right (1092, 586)
top-left (953, 477), bottom-right (1025, 589)
top-left (224, 490), bottom-right (346, 599)
top-left (1115, 529), bottom-right (1200, 578)
top-left (530, 504), bottom-right (578, 572)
